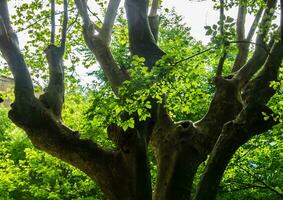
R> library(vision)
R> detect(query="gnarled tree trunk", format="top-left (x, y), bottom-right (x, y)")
top-left (0, 0), bottom-right (282, 199)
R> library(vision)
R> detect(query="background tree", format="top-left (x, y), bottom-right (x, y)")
top-left (0, 0), bottom-right (282, 200)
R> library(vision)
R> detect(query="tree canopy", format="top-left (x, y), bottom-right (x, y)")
top-left (0, 0), bottom-right (282, 199)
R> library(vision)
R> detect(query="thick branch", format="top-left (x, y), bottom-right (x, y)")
top-left (74, 0), bottom-right (91, 27)
top-left (125, 0), bottom-right (165, 68)
top-left (194, 104), bottom-right (276, 200)
top-left (247, 9), bottom-right (264, 42)
top-left (84, 30), bottom-right (129, 94)
top-left (0, 1), bottom-right (34, 100)
top-left (234, 0), bottom-right (277, 87)
top-left (232, 8), bottom-right (263, 72)
top-left (75, 0), bottom-right (128, 94)
top-left (39, 0), bottom-right (69, 120)
top-left (236, 5), bottom-right (246, 42)
top-left (148, 0), bottom-right (160, 42)
top-left (100, 0), bottom-right (121, 44)
top-left (0, 3), bottom-right (113, 189)
top-left (1, 1), bottom-right (153, 199)
top-left (39, 45), bottom-right (65, 120)
top-left (7, 98), bottom-right (130, 200)
top-left (179, 4), bottom-right (275, 178)
top-left (51, 0), bottom-right (56, 44)
top-left (149, 0), bottom-right (158, 16)
top-left (0, 0), bottom-right (11, 31)
top-left (243, 42), bottom-right (283, 105)
top-left (232, 5), bottom-right (247, 71)
top-left (148, 15), bottom-right (159, 43)
top-left (194, 39), bottom-right (283, 200)
top-left (194, 77), bottom-right (243, 149)
top-left (60, 0), bottom-right (68, 50)
top-left (195, 1), bottom-right (249, 144)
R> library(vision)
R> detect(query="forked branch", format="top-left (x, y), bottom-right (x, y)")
top-left (125, 0), bottom-right (164, 67)
top-left (195, 43), bottom-right (283, 198)
top-left (75, 0), bottom-right (128, 94)
top-left (195, 10), bottom-right (283, 199)
top-left (0, 3), bottom-right (118, 197)
top-left (234, 0), bottom-right (277, 87)
top-left (232, 8), bottom-right (263, 72)
top-left (39, 0), bottom-right (69, 119)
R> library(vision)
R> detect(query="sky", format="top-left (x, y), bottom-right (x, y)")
top-left (4, 1), bottom-right (279, 86)
top-left (8, 1), bottom-right (223, 85)
top-left (7, 1), bottom-right (281, 49)
top-left (10, 0), bottom-right (234, 44)
top-left (163, 0), bottom-right (218, 43)
top-left (84, 0), bottom-right (226, 84)
top-left (162, 0), bottom-right (261, 44)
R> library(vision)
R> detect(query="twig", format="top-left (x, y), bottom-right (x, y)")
top-left (67, 13), bottom-right (79, 33)
top-left (87, 6), bottom-right (102, 23)
top-left (238, 165), bottom-right (283, 198)
top-left (16, 8), bottom-right (75, 33)
top-left (219, 182), bottom-right (268, 193)
top-left (173, 47), bottom-right (215, 65)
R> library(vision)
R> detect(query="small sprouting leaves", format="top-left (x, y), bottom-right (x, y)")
top-left (204, 15), bottom-right (236, 44)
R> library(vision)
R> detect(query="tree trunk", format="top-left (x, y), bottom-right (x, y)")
top-left (0, 0), bottom-right (282, 200)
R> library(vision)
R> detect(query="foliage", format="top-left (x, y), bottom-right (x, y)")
top-left (0, 104), bottom-right (105, 200)
top-left (85, 9), bottom-right (213, 133)
top-left (0, 1), bottom-right (282, 199)
top-left (218, 131), bottom-right (283, 200)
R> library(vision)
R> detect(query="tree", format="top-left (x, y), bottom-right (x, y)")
top-left (0, 0), bottom-right (282, 199)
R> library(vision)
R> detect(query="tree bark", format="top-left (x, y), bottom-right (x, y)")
top-left (1, 0), bottom-right (283, 200)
